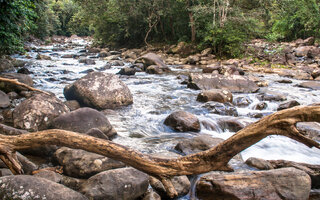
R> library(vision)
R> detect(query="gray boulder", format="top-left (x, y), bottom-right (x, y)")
top-left (136, 53), bottom-right (168, 69)
top-left (0, 90), bottom-right (10, 108)
top-left (117, 67), bottom-right (136, 76)
top-left (164, 111), bottom-right (200, 132)
top-left (80, 167), bottom-right (149, 200)
top-left (150, 176), bottom-right (190, 198)
top-left (64, 72), bottom-right (133, 110)
top-left (296, 122), bottom-right (320, 141)
top-left (298, 81), bottom-right (320, 90)
top-left (50, 107), bottom-right (116, 139)
top-left (54, 147), bottom-right (125, 178)
top-left (245, 157), bottom-right (274, 170)
top-left (196, 168), bottom-right (311, 200)
top-left (13, 93), bottom-right (69, 131)
top-left (277, 100), bottom-right (300, 111)
top-left (258, 89), bottom-right (287, 101)
top-left (203, 102), bottom-right (238, 116)
top-left (197, 89), bottom-right (233, 103)
top-left (0, 175), bottom-right (87, 200)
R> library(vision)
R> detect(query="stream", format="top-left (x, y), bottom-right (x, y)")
top-left (13, 38), bottom-right (320, 176)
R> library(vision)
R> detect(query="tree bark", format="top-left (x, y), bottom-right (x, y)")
top-left (0, 106), bottom-right (319, 198)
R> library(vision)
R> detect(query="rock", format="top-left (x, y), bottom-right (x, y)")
top-left (0, 124), bottom-right (28, 135)
top-left (175, 135), bottom-right (224, 155)
top-left (0, 73), bottom-right (33, 93)
top-left (33, 170), bottom-right (62, 183)
top-left (277, 100), bottom-right (300, 111)
top-left (245, 157), bottom-right (274, 170)
top-left (164, 111), bottom-right (200, 132)
top-left (233, 96), bottom-right (252, 107)
top-left (17, 67), bottom-right (32, 74)
top-left (294, 46), bottom-right (313, 57)
top-left (310, 189), bottom-right (320, 200)
top-left (142, 189), bottom-right (161, 200)
top-left (137, 53), bottom-right (169, 69)
top-left (0, 175), bottom-right (87, 200)
top-left (258, 89), bottom-right (287, 101)
top-left (54, 147), bottom-right (125, 178)
top-left (187, 55), bottom-right (200, 64)
top-left (110, 60), bottom-right (124, 66)
top-left (188, 73), bottom-right (259, 93)
top-left (146, 65), bottom-right (171, 74)
top-left (169, 42), bottom-right (195, 56)
top-left (87, 47), bottom-right (101, 53)
top-left (217, 118), bottom-right (246, 132)
top-left (117, 67), bottom-right (136, 76)
top-left (7, 91), bottom-right (19, 99)
top-left (50, 107), bottom-right (116, 139)
top-left (150, 176), bottom-right (190, 198)
top-left (298, 81), bottom-right (320, 90)
top-left (36, 54), bottom-right (52, 60)
top-left (296, 122), bottom-right (320, 141)
top-left (98, 51), bottom-right (111, 58)
top-left (80, 167), bottom-right (149, 200)
top-left (253, 102), bottom-right (267, 110)
top-left (13, 93), bottom-right (69, 131)
top-left (61, 54), bottom-right (75, 58)
top-left (196, 168), bottom-right (311, 200)
top-left (197, 89), bottom-right (232, 103)
top-left (0, 57), bottom-right (14, 72)
top-left (79, 58), bottom-right (96, 65)
top-left (202, 65), bottom-right (221, 73)
top-left (85, 128), bottom-right (110, 140)
top-left (64, 72), bottom-right (133, 110)
top-left (276, 79), bottom-right (293, 84)
top-left (0, 168), bottom-right (13, 176)
top-left (0, 90), bottom-right (10, 108)
top-left (64, 100), bottom-right (80, 111)
top-left (16, 152), bottom-right (38, 174)
top-left (203, 102), bottom-right (238, 116)
top-left (201, 48), bottom-right (212, 56)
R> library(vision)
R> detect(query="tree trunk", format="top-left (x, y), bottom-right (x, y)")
top-left (0, 106), bottom-right (319, 198)
top-left (189, 12), bottom-right (196, 42)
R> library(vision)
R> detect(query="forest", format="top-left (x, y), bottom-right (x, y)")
top-left (1, 0), bottom-right (320, 57)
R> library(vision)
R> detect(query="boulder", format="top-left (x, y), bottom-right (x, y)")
top-left (197, 89), bottom-right (232, 103)
top-left (136, 53), bottom-right (169, 69)
top-left (0, 57), bottom-right (14, 72)
top-left (64, 72), bottom-right (133, 110)
top-left (0, 90), bottom-right (10, 108)
top-left (64, 100), bottom-right (80, 111)
top-left (187, 55), bottom-right (200, 64)
top-left (50, 107), bottom-right (116, 139)
top-left (175, 135), bottom-right (224, 155)
top-left (233, 96), bottom-right (252, 107)
top-left (79, 58), bottom-right (96, 65)
top-left (17, 67), bottom-right (32, 74)
top-left (203, 102), bottom-right (238, 116)
top-left (36, 54), bottom-right (52, 60)
top-left (0, 124), bottom-right (28, 135)
top-left (298, 81), bottom-right (320, 90)
top-left (0, 175), bottom-right (87, 200)
top-left (187, 73), bottom-right (259, 93)
top-left (253, 102), bottom-right (267, 110)
top-left (164, 111), bottom-right (200, 132)
top-left (142, 189), bottom-right (161, 200)
top-left (202, 65), bottom-right (221, 74)
top-left (196, 168), bottom-right (311, 200)
top-left (12, 93), bottom-right (69, 131)
top-left (296, 122), bottom-right (320, 141)
top-left (258, 89), bottom-right (287, 101)
top-left (217, 118), bottom-right (246, 132)
top-left (80, 167), bottom-right (149, 200)
top-left (54, 147), bottom-right (125, 178)
top-left (0, 73), bottom-right (33, 93)
top-left (146, 65), bottom-right (171, 74)
top-left (150, 176), bottom-right (190, 198)
top-left (117, 67), bottom-right (136, 76)
top-left (245, 157), bottom-right (274, 170)
top-left (277, 100), bottom-right (300, 111)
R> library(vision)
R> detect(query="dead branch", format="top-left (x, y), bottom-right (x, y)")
top-left (0, 106), bottom-right (319, 198)
top-left (0, 77), bottom-right (50, 95)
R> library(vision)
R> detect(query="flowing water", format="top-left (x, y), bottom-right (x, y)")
top-left (12, 38), bottom-right (320, 198)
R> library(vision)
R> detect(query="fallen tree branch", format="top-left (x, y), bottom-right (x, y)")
top-left (0, 106), bottom-right (319, 198)
top-left (0, 77), bottom-right (50, 95)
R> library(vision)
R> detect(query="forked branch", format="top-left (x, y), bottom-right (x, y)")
top-left (0, 77), bottom-right (50, 95)
top-left (0, 106), bottom-right (319, 198)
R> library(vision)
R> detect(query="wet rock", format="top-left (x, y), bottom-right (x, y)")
top-left (80, 167), bottom-right (149, 200)
top-left (0, 57), bottom-right (14, 72)
top-left (0, 124), bottom-right (28, 135)
top-left (202, 65), bottom-right (221, 73)
top-left (258, 89), bottom-right (287, 101)
top-left (50, 107), bottom-right (116, 139)
top-left (80, 69), bottom-right (94, 74)
top-left (17, 67), bottom-right (32, 74)
top-left (33, 170), bottom-right (62, 183)
top-left (245, 157), bottom-right (274, 170)
top-left (0, 175), bottom-right (87, 200)
top-left (136, 53), bottom-right (168, 69)
top-left (146, 65), bottom-right (171, 74)
top-left (0, 168), bottom-right (13, 176)
top-left (174, 135), bottom-right (224, 155)
top-left (217, 118), bottom-right (246, 132)
top-left (79, 58), bottom-right (96, 65)
top-left (64, 72), bottom-right (133, 110)
top-left (85, 128), bottom-right (109, 140)
top-left (203, 102), bottom-right (238, 116)
top-left (87, 47), bottom-right (100, 53)
top-left (233, 96), bottom-right (252, 107)
top-left (277, 100), bottom-right (300, 111)
top-left (61, 54), bottom-right (75, 58)
top-left (96, 63), bottom-right (111, 71)
top-left (16, 152), bottom-right (38, 174)
top-left (196, 168), bottom-right (311, 200)
top-left (197, 89), bottom-right (232, 103)
top-left (7, 91), bottom-right (19, 100)
top-left (13, 93), bottom-right (69, 131)
top-left (188, 73), bottom-right (259, 93)
top-left (164, 111), bottom-right (200, 132)
top-left (0, 90), bottom-right (10, 108)
top-left (98, 51), bottom-right (111, 58)
top-left (117, 67), bottom-right (136, 76)
top-left (296, 122), bottom-right (320, 141)
top-left (253, 102), bottom-right (267, 110)
top-left (142, 189), bottom-right (161, 200)
top-left (64, 100), bottom-right (80, 111)
top-left (110, 60), bottom-right (124, 66)
top-left (0, 73), bottom-right (33, 93)
top-left (298, 81), bottom-right (320, 90)
top-left (310, 189), bottom-right (320, 200)
top-left (36, 54), bottom-right (52, 60)
top-left (54, 147), bottom-right (125, 178)
top-left (149, 176), bottom-right (190, 198)
top-left (276, 79), bottom-right (293, 84)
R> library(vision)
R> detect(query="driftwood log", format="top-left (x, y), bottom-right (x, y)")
top-left (0, 77), bottom-right (50, 95)
top-left (0, 106), bottom-right (319, 198)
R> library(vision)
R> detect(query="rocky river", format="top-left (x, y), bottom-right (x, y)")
top-left (0, 36), bottom-right (320, 199)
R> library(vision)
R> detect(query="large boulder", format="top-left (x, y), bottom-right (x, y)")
top-left (196, 168), bottom-right (311, 200)
top-left (0, 57), bottom-right (14, 72)
top-left (80, 167), bottom-right (149, 200)
top-left (146, 65), bottom-right (171, 74)
top-left (164, 111), bottom-right (200, 132)
top-left (64, 72), bottom-right (133, 110)
top-left (150, 176), bottom-right (190, 198)
top-left (197, 89), bottom-right (233, 103)
top-left (296, 122), bottom-right (320, 141)
top-left (0, 90), bottom-right (10, 108)
top-left (54, 147), bottom-right (125, 178)
top-left (136, 53), bottom-right (170, 70)
top-left (298, 81), bottom-right (320, 90)
top-left (12, 93), bottom-right (69, 131)
top-left (277, 100), bottom-right (300, 111)
top-left (203, 102), bottom-right (238, 116)
top-left (187, 73), bottom-right (259, 93)
top-left (0, 73), bottom-right (33, 93)
top-left (258, 89), bottom-right (287, 101)
top-left (0, 175), bottom-right (87, 200)
top-left (50, 107), bottom-right (116, 139)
